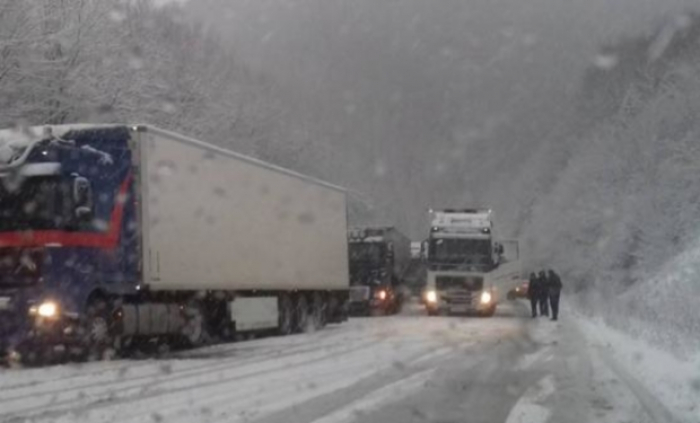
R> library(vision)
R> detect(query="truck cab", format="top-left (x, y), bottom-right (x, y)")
top-left (347, 227), bottom-right (409, 316)
top-left (423, 209), bottom-right (520, 317)
top-left (0, 125), bottom-right (138, 360)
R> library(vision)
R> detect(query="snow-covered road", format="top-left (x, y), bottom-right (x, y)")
top-left (0, 302), bottom-right (693, 423)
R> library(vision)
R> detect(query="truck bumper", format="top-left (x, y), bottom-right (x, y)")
top-left (349, 299), bottom-right (393, 316)
top-left (425, 301), bottom-right (494, 316)
top-left (1, 311), bottom-right (80, 361)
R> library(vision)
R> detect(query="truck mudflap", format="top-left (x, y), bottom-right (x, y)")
top-left (327, 293), bottom-right (350, 323)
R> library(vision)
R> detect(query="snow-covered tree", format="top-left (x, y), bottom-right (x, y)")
top-left (0, 0), bottom-right (331, 177)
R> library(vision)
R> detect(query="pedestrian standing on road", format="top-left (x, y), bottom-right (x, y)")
top-left (528, 272), bottom-right (539, 318)
top-left (547, 269), bottom-right (563, 321)
top-left (538, 270), bottom-right (549, 317)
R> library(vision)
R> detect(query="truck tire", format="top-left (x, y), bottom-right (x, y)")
top-left (82, 298), bottom-right (119, 361)
top-left (393, 296), bottom-right (404, 315)
top-left (293, 294), bottom-right (310, 333)
top-left (278, 293), bottom-right (294, 336)
top-left (480, 305), bottom-right (496, 318)
top-left (310, 292), bottom-right (327, 330)
top-left (182, 303), bottom-right (212, 347)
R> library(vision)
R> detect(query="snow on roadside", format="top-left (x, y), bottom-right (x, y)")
top-left (574, 237), bottom-right (700, 359)
top-left (575, 314), bottom-right (700, 423)
top-left (504, 375), bottom-right (556, 423)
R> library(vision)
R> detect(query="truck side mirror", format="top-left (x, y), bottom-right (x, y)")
top-left (73, 176), bottom-right (93, 221)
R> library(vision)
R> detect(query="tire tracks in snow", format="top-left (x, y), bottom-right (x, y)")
top-left (307, 367), bottom-right (438, 423)
top-left (126, 337), bottom-right (464, 423)
top-left (0, 322), bottom-right (354, 392)
top-left (0, 331), bottom-right (367, 403)
top-left (0, 339), bottom-right (382, 421)
top-left (504, 375), bottom-right (556, 423)
top-left (596, 347), bottom-right (684, 423)
top-left (2, 310), bottom-right (528, 423)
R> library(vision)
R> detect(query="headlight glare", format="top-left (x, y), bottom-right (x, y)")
top-left (480, 291), bottom-right (492, 304)
top-left (36, 301), bottom-right (59, 318)
top-left (426, 290), bottom-right (438, 303)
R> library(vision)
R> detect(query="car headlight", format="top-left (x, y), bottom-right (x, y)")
top-left (376, 290), bottom-right (387, 300)
top-left (30, 301), bottom-right (59, 318)
top-left (480, 291), bottom-right (492, 304)
top-left (426, 290), bottom-right (438, 303)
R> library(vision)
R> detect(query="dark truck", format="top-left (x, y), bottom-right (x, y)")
top-left (347, 227), bottom-right (411, 316)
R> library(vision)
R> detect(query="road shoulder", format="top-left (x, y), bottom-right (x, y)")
top-left (518, 307), bottom-right (696, 423)
top-left (574, 314), bottom-right (699, 423)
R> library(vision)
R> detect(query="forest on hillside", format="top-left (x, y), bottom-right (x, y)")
top-left (512, 12), bottom-right (700, 348)
top-left (0, 0), bottom-right (378, 220)
top-left (0, 0), bottom-right (336, 175)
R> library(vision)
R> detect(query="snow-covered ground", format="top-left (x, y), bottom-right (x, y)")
top-left (575, 314), bottom-right (700, 423)
top-left (0, 301), bottom-right (697, 423)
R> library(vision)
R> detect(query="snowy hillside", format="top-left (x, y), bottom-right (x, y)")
top-left (487, 12), bottom-right (700, 351)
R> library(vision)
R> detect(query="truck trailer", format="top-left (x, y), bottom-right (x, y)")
top-left (0, 124), bottom-right (349, 362)
top-left (347, 226), bottom-right (410, 315)
top-left (422, 209), bottom-right (520, 317)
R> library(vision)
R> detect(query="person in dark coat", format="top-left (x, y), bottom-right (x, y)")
top-left (527, 272), bottom-right (539, 318)
top-left (538, 270), bottom-right (549, 317)
top-left (547, 269), bottom-right (563, 321)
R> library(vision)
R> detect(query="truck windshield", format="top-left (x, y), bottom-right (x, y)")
top-left (349, 242), bottom-right (385, 265)
top-left (428, 238), bottom-right (492, 265)
top-left (0, 177), bottom-right (72, 231)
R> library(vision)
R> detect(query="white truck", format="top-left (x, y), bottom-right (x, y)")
top-left (0, 124), bottom-right (349, 361)
top-left (423, 209), bottom-right (520, 317)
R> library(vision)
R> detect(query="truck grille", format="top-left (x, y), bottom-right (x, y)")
top-left (436, 276), bottom-right (483, 291)
top-left (443, 289), bottom-right (476, 305)
top-left (349, 286), bottom-right (370, 302)
top-left (0, 248), bottom-right (43, 287)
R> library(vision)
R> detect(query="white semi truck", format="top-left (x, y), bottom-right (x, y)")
top-left (0, 124), bottom-right (349, 361)
top-left (423, 209), bottom-right (520, 317)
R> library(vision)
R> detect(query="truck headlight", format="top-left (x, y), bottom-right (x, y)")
top-left (426, 290), bottom-right (438, 303)
top-left (376, 290), bottom-right (387, 300)
top-left (480, 291), bottom-right (492, 304)
top-left (30, 301), bottom-right (59, 318)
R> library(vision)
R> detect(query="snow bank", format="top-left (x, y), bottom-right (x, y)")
top-left (575, 314), bottom-right (700, 423)
top-left (569, 236), bottom-right (700, 358)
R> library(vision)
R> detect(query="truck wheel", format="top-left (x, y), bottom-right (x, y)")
top-left (393, 298), bottom-right (404, 315)
top-left (310, 292), bottom-right (327, 330)
top-left (278, 293), bottom-right (294, 336)
top-left (293, 294), bottom-right (310, 333)
top-left (182, 304), bottom-right (212, 347)
top-left (82, 298), bottom-right (119, 361)
top-left (480, 305), bottom-right (496, 318)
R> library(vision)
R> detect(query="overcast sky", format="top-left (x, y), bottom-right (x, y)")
top-left (183, 0), bottom-right (694, 237)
